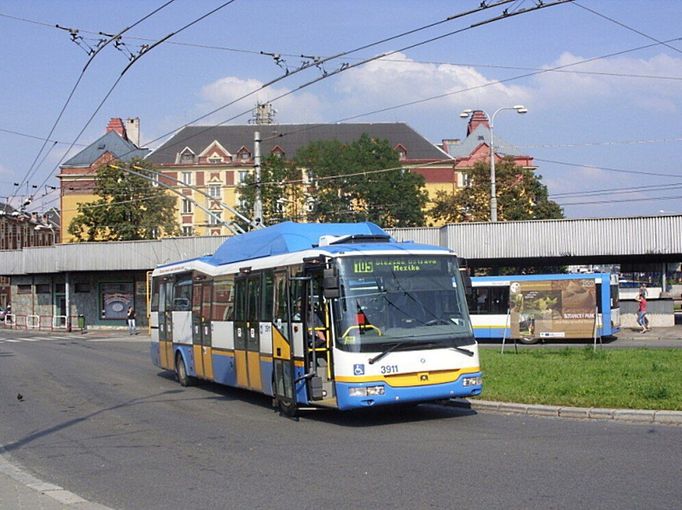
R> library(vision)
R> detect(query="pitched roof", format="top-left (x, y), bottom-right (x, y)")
top-left (62, 130), bottom-right (150, 167)
top-left (146, 123), bottom-right (451, 164)
top-left (443, 124), bottom-right (523, 159)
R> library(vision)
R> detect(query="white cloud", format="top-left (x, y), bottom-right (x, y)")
top-left (531, 52), bottom-right (682, 112)
top-left (199, 76), bottom-right (324, 124)
top-left (333, 52), bottom-right (531, 116)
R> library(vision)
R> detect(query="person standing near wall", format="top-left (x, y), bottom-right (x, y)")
top-left (636, 292), bottom-right (649, 333)
top-left (127, 306), bottom-right (137, 335)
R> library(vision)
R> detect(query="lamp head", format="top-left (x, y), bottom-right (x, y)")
top-left (459, 109), bottom-right (473, 118)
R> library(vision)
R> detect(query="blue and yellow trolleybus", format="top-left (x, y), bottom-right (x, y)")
top-left (150, 222), bottom-right (482, 414)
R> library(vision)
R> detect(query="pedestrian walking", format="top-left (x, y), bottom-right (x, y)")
top-left (127, 306), bottom-right (137, 335)
top-left (636, 292), bottom-right (649, 333)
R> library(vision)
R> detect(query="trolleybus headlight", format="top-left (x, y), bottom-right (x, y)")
top-left (349, 385), bottom-right (385, 397)
top-left (462, 376), bottom-right (482, 387)
top-left (366, 385), bottom-right (385, 396)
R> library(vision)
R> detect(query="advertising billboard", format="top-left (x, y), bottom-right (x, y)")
top-left (510, 278), bottom-right (597, 340)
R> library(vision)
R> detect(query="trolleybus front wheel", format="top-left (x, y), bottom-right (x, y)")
top-left (175, 353), bottom-right (193, 387)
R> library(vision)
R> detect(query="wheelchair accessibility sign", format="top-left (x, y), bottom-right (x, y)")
top-left (353, 364), bottom-right (365, 376)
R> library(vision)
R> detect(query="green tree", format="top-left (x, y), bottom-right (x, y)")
top-left (429, 158), bottom-right (563, 223)
top-left (236, 154), bottom-right (301, 227)
top-left (296, 134), bottom-right (428, 227)
top-left (68, 159), bottom-right (179, 241)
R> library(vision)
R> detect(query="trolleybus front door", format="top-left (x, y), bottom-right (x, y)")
top-left (302, 267), bottom-right (333, 402)
top-left (192, 281), bottom-right (213, 380)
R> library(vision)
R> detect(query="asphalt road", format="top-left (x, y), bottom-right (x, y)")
top-left (1, 333), bottom-right (681, 509)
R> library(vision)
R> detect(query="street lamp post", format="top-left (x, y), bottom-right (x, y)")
top-left (460, 105), bottom-right (527, 222)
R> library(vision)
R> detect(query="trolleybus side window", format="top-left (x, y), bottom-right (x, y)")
top-left (212, 277), bottom-right (234, 321)
top-left (262, 271), bottom-right (274, 322)
top-left (164, 281), bottom-right (174, 311)
top-left (173, 275), bottom-right (192, 311)
top-left (151, 278), bottom-right (159, 312)
top-left (274, 272), bottom-right (288, 325)
top-left (247, 274), bottom-right (261, 322)
top-left (234, 278), bottom-right (247, 321)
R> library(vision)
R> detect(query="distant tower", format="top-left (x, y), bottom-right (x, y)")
top-left (250, 102), bottom-right (277, 125)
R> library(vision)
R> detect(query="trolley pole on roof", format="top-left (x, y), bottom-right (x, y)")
top-left (253, 130), bottom-right (263, 226)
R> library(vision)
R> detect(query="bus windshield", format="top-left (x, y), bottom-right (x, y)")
top-left (333, 255), bottom-right (475, 352)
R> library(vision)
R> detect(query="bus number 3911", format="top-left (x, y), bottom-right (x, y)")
top-left (380, 364), bottom-right (399, 374)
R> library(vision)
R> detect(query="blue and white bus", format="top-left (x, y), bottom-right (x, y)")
top-left (150, 222), bottom-right (482, 414)
top-left (468, 273), bottom-right (620, 343)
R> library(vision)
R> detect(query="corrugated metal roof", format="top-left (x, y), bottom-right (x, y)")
top-left (2, 216), bottom-right (681, 275)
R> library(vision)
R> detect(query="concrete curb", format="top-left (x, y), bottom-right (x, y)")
top-left (449, 399), bottom-right (682, 426)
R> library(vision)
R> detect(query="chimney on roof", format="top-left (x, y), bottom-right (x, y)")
top-left (126, 117), bottom-right (141, 147)
top-left (106, 118), bottom-right (126, 139)
top-left (466, 110), bottom-right (489, 136)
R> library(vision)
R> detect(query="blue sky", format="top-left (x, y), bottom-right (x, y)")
top-left (1, 0), bottom-right (680, 219)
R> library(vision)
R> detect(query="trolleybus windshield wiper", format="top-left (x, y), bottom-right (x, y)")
top-left (368, 341), bottom-right (417, 365)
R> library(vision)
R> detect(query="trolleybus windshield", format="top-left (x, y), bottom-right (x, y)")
top-left (334, 255), bottom-right (475, 352)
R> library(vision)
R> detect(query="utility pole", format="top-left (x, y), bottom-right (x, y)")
top-left (253, 130), bottom-right (262, 226)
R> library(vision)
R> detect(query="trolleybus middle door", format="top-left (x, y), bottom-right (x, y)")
top-left (234, 274), bottom-right (262, 391)
top-left (192, 281), bottom-right (213, 380)
top-left (272, 271), bottom-right (294, 408)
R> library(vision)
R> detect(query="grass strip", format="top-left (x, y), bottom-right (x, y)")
top-left (477, 347), bottom-right (682, 411)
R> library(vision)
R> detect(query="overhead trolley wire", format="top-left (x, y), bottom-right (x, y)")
top-left (10, 0), bottom-right (178, 203)
top-left (33, 0), bottom-right (238, 194)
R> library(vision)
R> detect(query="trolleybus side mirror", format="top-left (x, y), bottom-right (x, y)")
top-left (322, 267), bottom-right (340, 299)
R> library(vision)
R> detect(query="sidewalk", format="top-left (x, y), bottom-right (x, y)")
top-left (610, 325), bottom-right (682, 347)
top-left (0, 449), bottom-right (111, 510)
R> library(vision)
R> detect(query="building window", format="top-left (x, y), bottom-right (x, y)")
top-left (182, 199), bottom-right (193, 214)
top-left (208, 156), bottom-right (223, 164)
top-left (181, 172), bottom-right (192, 186)
top-left (238, 170), bottom-right (249, 183)
top-left (208, 184), bottom-right (221, 199)
top-left (180, 151), bottom-right (195, 164)
top-left (17, 284), bottom-right (32, 294)
top-left (35, 284), bottom-right (50, 294)
top-left (182, 226), bottom-right (193, 237)
top-left (209, 211), bottom-right (222, 226)
top-left (239, 150), bottom-right (250, 161)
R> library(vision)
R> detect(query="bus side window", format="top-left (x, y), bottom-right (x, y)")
top-left (151, 278), bottom-right (160, 312)
top-left (475, 288), bottom-right (489, 313)
top-left (273, 272), bottom-right (288, 325)
top-left (234, 278), bottom-right (247, 322)
top-left (490, 287), bottom-right (510, 314)
top-left (262, 271), bottom-right (274, 322)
